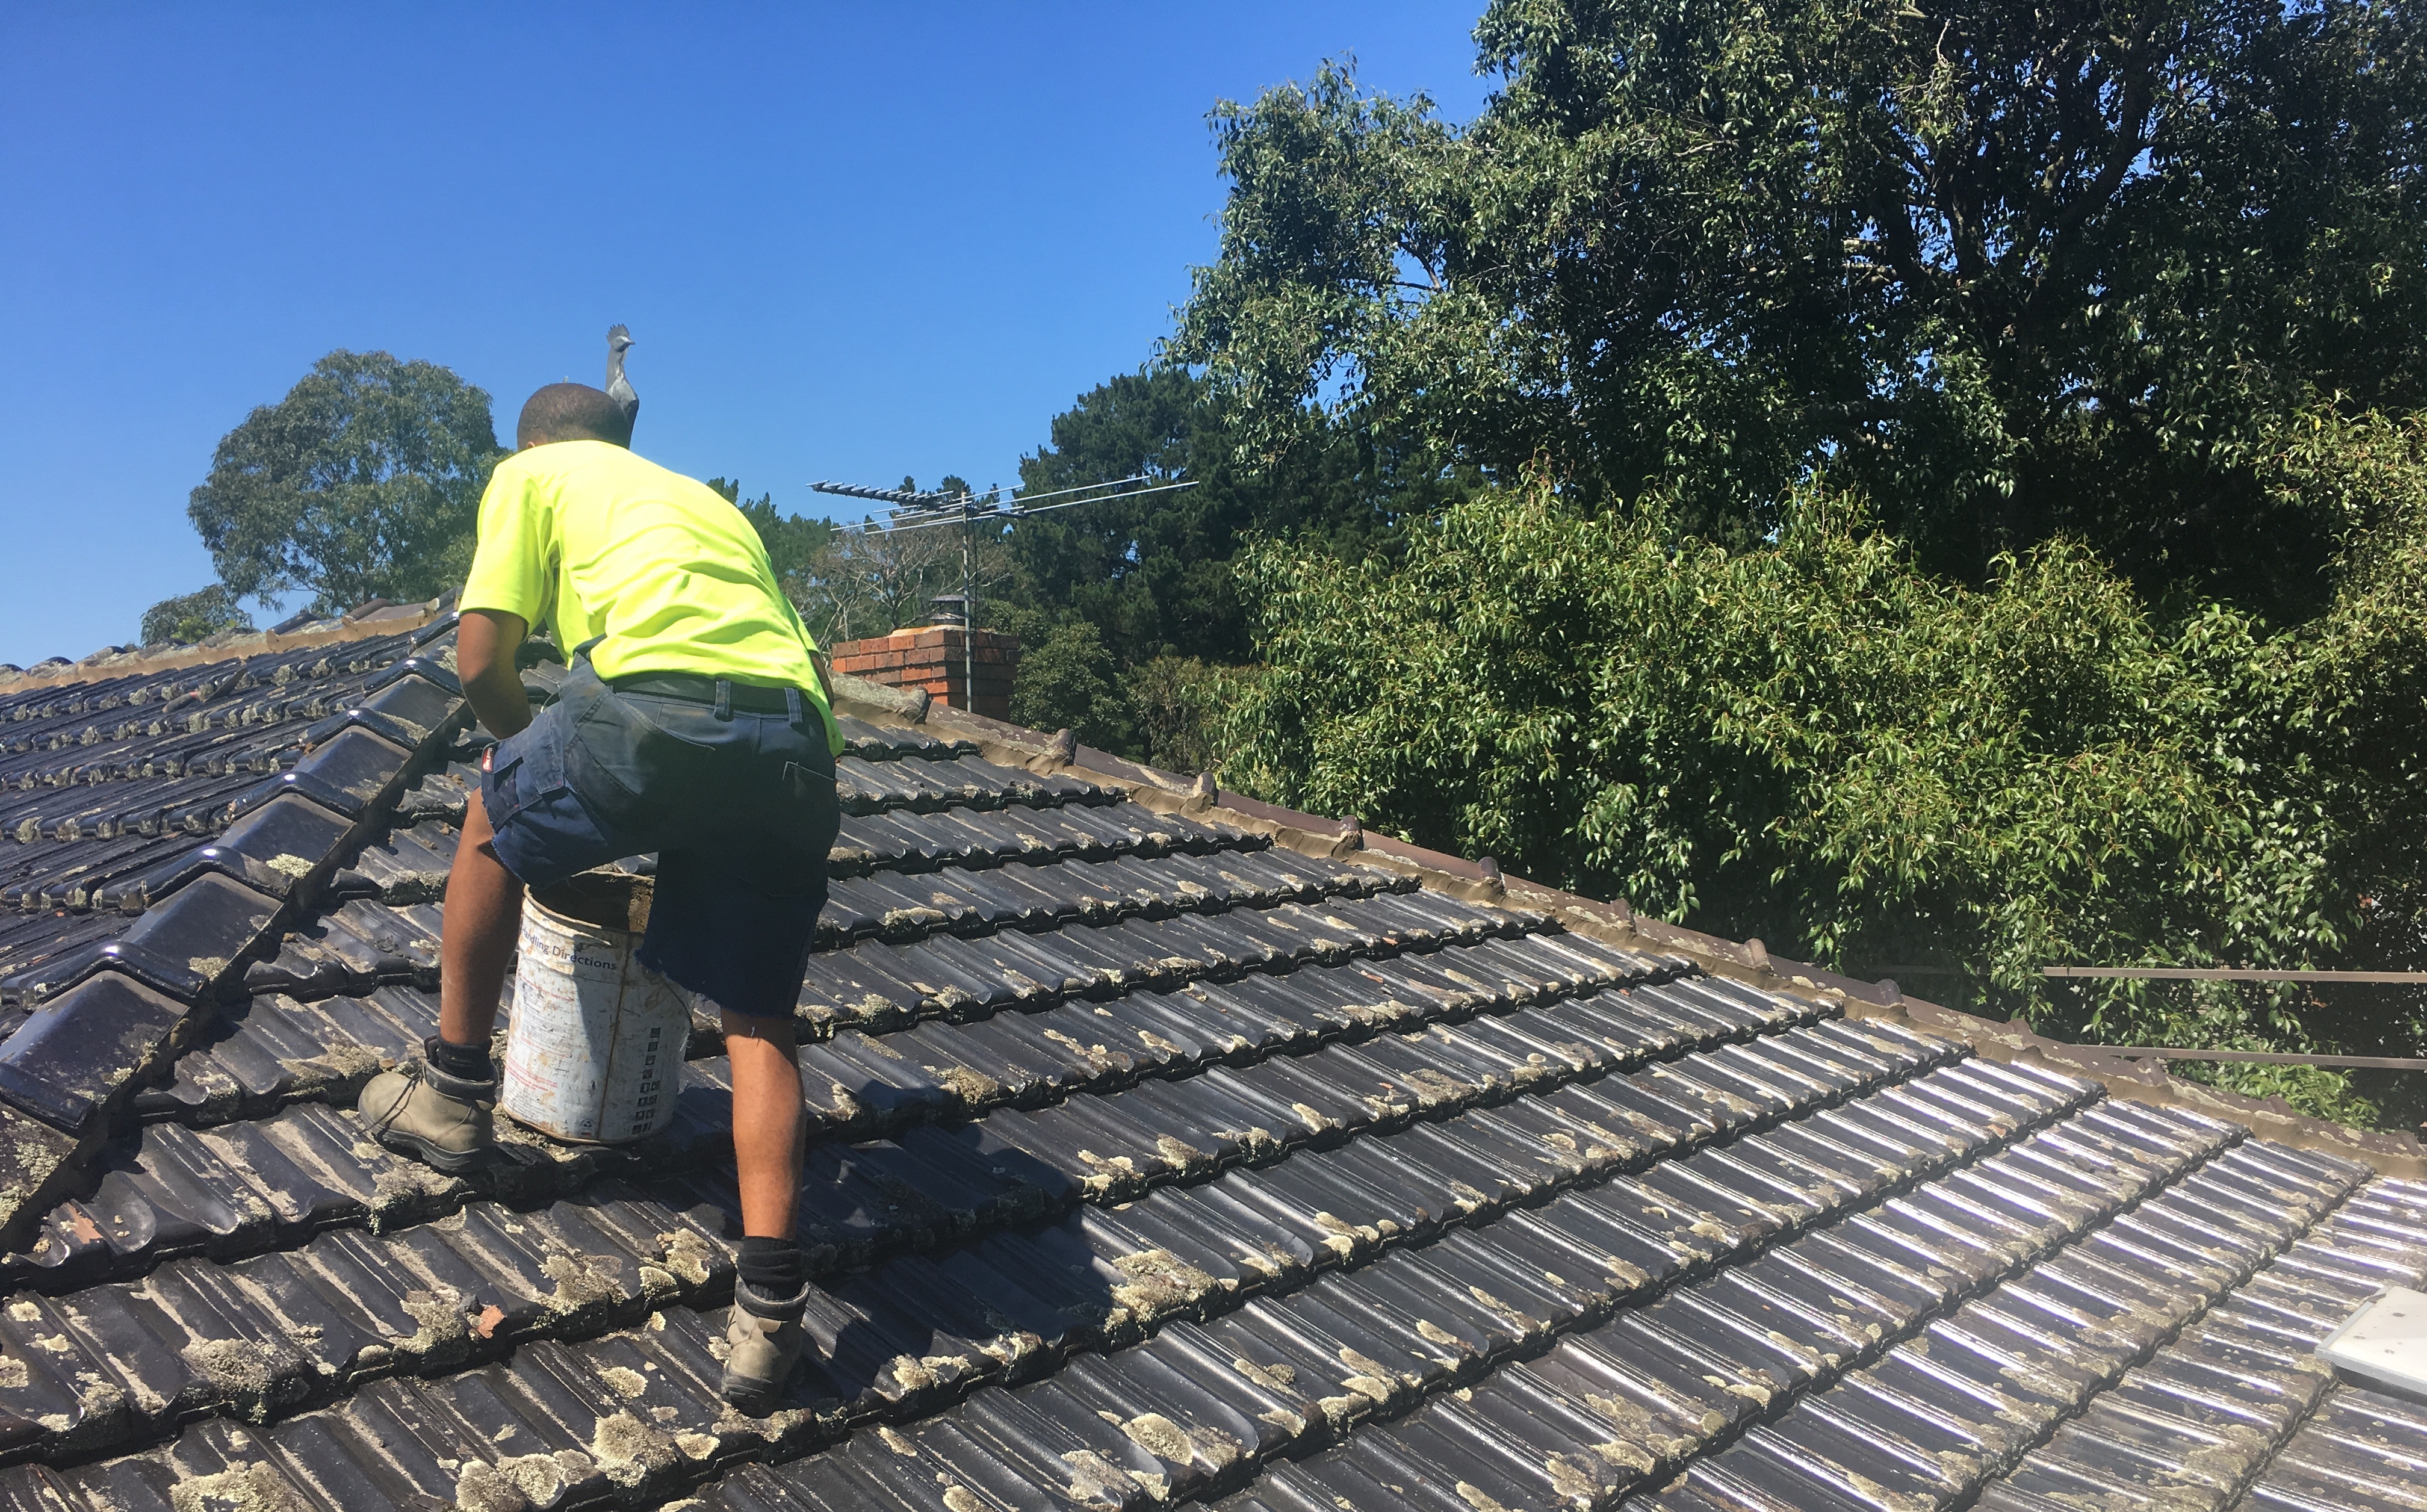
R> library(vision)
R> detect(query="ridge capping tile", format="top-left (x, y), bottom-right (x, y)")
top-left (8, 871), bottom-right (285, 1007)
top-left (91, 793), bottom-right (355, 915)
top-left (0, 973), bottom-right (191, 1135)
top-left (294, 704), bottom-right (427, 752)
top-left (831, 671), bottom-right (934, 723)
top-left (362, 655), bottom-right (462, 699)
top-left (1204, 791), bottom-right (1357, 841)
top-left (225, 725), bottom-right (412, 823)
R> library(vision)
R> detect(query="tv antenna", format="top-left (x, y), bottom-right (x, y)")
top-left (808, 473), bottom-right (1198, 709)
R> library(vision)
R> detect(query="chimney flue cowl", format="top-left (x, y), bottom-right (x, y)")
top-left (928, 594), bottom-right (970, 628)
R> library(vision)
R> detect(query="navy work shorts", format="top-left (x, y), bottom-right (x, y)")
top-left (478, 654), bottom-right (841, 1020)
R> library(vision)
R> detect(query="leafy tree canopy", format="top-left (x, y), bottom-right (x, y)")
top-left (1008, 619), bottom-right (1125, 748)
top-left (978, 2), bottom-right (2427, 1117)
top-left (1001, 368), bottom-right (1457, 666)
top-left (988, 369), bottom-right (1470, 758)
top-left (188, 350), bottom-right (505, 615)
top-left (138, 584), bottom-right (253, 646)
top-left (1177, 0), bottom-right (2427, 621)
top-left (1209, 406), bottom-right (2427, 1123)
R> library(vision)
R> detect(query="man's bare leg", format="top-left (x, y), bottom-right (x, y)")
top-left (719, 1006), bottom-right (811, 1411)
top-left (713, 1009), bottom-right (810, 1417)
top-left (438, 604), bottom-right (533, 1053)
top-left (439, 788), bottom-right (523, 1048)
top-left (358, 785), bottom-right (521, 1171)
top-left (724, 1011), bottom-right (804, 1239)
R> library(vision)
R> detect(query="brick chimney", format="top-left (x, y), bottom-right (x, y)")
top-left (828, 599), bottom-right (1019, 719)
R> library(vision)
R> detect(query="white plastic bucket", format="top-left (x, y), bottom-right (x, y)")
top-left (500, 877), bottom-right (690, 1143)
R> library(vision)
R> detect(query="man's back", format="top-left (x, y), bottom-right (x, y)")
top-left (462, 439), bottom-right (823, 696)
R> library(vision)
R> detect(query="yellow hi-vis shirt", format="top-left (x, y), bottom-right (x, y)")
top-left (459, 439), bottom-right (842, 755)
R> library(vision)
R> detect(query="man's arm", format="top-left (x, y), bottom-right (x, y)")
top-left (456, 609), bottom-right (532, 738)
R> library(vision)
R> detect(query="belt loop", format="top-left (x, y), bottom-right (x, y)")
top-left (785, 686), bottom-right (804, 727)
top-left (713, 678), bottom-right (733, 720)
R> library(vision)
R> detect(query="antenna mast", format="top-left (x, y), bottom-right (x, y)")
top-left (808, 474), bottom-right (1201, 712)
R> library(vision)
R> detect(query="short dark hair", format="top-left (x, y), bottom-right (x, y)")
top-left (517, 383), bottom-right (632, 448)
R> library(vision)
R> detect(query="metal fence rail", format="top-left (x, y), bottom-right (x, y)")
top-left (2044, 965), bottom-right (2427, 984)
top-left (2035, 964), bottom-right (2427, 1070)
top-left (2086, 1046), bottom-right (2427, 1071)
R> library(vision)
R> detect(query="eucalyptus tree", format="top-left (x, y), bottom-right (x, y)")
top-left (189, 350), bottom-right (504, 615)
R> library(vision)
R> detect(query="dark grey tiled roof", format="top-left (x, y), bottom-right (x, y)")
top-left (0, 618), bottom-right (2417, 1512)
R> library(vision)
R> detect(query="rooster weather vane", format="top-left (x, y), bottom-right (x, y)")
top-left (606, 324), bottom-right (637, 433)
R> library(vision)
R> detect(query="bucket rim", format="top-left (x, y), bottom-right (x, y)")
top-left (525, 870), bottom-right (654, 935)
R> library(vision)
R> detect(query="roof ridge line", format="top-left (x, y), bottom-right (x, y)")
top-left (0, 604), bottom-right (451, 696)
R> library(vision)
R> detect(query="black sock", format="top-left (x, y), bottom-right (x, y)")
top-left (427, 1035), bottom-right (491, 1083)
top-left (736, 1236), bottom-right (806, 1316)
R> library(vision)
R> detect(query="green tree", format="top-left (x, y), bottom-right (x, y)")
top-left (138, 585), bottom-right (253, 646)
top-left (1210, 408), bottom-right (2427, 1123)
top-left (188, 350), bottom-right (505, 613)
top-left (1002, 368), bottom-right (1443, 667)
top-left (1178, 1), bottom-right (2427, 620)
top-left (993, 368), bottom-right (1471, 763)
top-left (1008, 619), bottom-right (1128, 749)
top-left (1123, 654), bottom-right (1222, 772)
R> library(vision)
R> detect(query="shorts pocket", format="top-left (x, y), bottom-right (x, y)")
top-left (611, 690), bottom-right (735, 753)
top-left (483, 711), bottom-right (571, 827)
top-left (776, 757), bottom-right (843, 856)
top-left (566, 691), bottom-right (722, 837)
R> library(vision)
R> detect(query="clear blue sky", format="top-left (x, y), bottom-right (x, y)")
top-left (0, 4), bottom-right (1492, 665)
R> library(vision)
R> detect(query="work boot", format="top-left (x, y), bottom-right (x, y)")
top-left (357, 1042), bottom-right (495, 1173)
top-left (720, 1281), bottom-right (811, 1414)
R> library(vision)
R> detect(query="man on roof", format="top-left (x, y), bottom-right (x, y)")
top-left (357, 380), bottom-right (841, 1414)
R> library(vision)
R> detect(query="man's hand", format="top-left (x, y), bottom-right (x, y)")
top-left (456, 609), bottom-right (533, 739)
